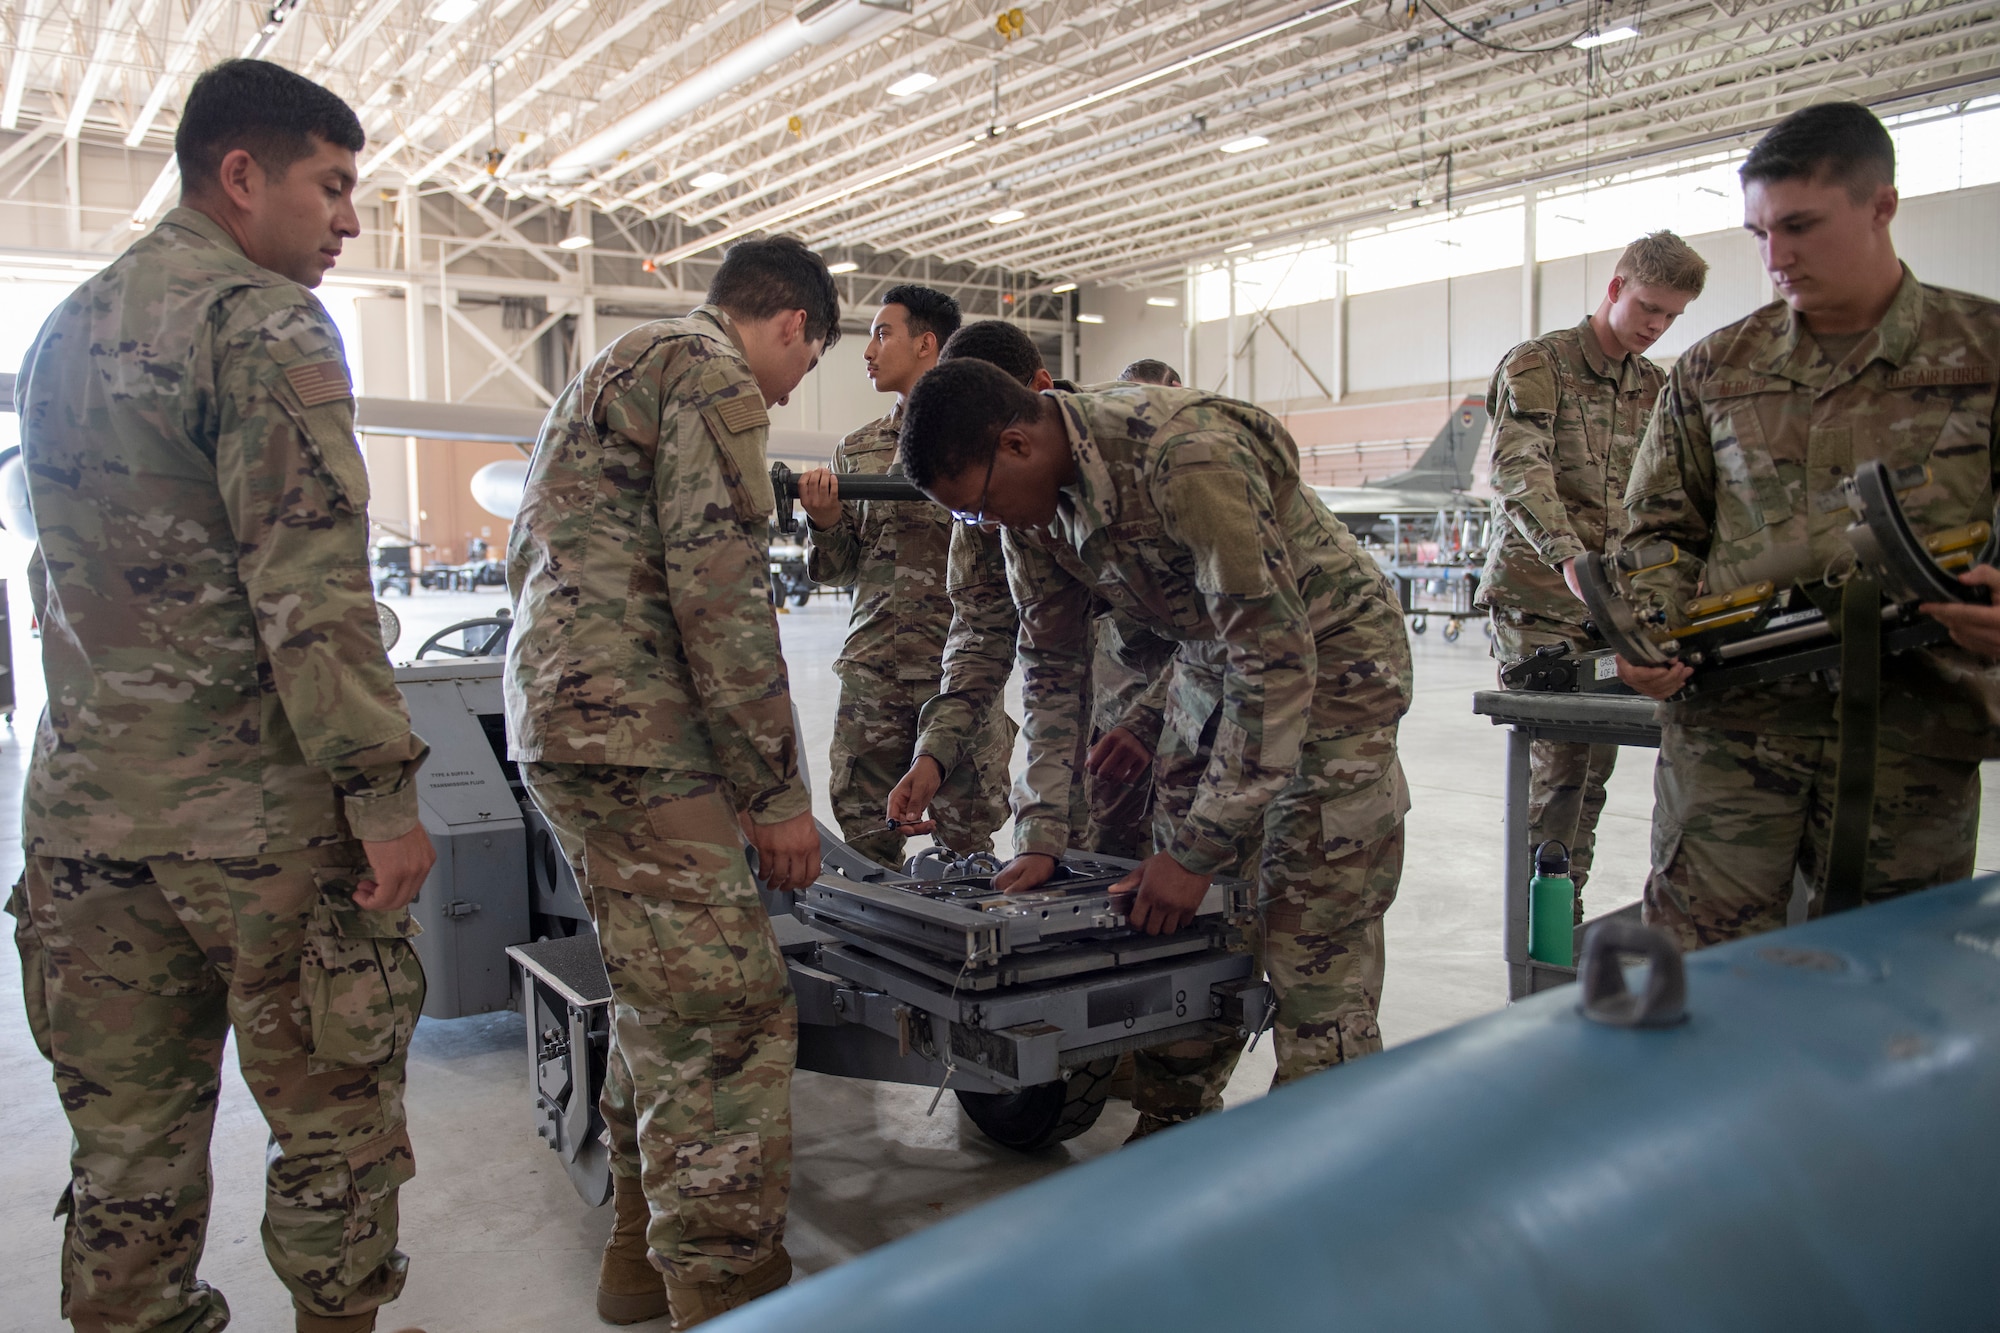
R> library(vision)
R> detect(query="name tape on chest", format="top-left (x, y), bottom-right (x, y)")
top-left (285, 359), bottom-right (351, 407)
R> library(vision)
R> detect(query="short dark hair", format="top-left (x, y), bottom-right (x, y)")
top-left (938, 319), bottom-right (1044, 386)
top-left (879, 284), bottom-right (961, 348)
top-left (708, 236), bottom-right (842, 350)
top-left (1740, 102), bottom-right (1895, 202)
top-left (1119, 359), bottom-right (1182, 386)
top-left (899, 357), bottom-right (1041, 491)
top-left (176, 60), bottom-right (365, 192)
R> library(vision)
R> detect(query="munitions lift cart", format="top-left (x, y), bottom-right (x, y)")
top-left (388, 649), bottom-right (1273, 1206)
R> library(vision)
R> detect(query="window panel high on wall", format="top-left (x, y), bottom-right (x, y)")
top-left (1182, 101), bottom-right (2000, 311)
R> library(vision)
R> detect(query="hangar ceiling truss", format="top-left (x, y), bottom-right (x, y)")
top-left (0, 0), bottom-right (1996, 289)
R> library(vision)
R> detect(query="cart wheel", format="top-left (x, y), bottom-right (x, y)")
top-left (566, 1136), bottom-right (613, 1207)
top-left (956, 1058), bottom-right (1117, 1151)
top-left (792, 587), bottom-right (812, 607)
top-left (1410, 613), bottom-right (1428, 636)
top-left (1443, 617), bottom-right (1462, 643)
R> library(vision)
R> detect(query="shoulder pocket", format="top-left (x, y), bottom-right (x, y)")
top-left (301, 867), bottom-right (424, 1076)
top-left (1166, 469), bottom-right (1274, 598)
top-left (272, 361), bottom-right (371, 513)
top-left (699, 390), bottom-right (774, 523)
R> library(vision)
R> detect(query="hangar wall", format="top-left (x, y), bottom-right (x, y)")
top-left (1076, 181), bottom-right (2000, 485)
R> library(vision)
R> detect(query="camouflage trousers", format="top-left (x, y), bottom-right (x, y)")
top-left (1133, 722), bottom-right (1406, 1122)
top-left (1643, 724), bottom-right (1980, 951)
top-left (522, 763), bottom-right (794, 1283)
top-left (6, 845), bottom-right (422, 1333)
top-left (832, 664), bottom-right (1016, 869)
top-left (1491, 607), bottom-right (1617, 904)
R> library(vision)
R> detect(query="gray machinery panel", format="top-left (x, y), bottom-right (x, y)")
top-left (396, 658), bottom-right (532, 1019)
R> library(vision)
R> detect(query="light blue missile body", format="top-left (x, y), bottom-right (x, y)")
top-left (717, 877), bottom-right (2000, 1332)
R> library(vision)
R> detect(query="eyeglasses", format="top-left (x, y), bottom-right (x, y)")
top-left (948, 412), bottom-right (1021, 526)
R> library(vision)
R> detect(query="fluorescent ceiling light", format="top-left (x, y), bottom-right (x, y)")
top-left (1146, 297), bottom-right (1179, 307)
top-left (826, 261), bottom-right (860, 274)
top-left (886, 72), bottom-right (938, 97)
top-left (1076, 313), bottom-right (1106, 324)
top-left (425, 0), bottom-right (481, 22)
top-left (988, 207), bottom-right (1027, 225)
top-left (1224, 242), bottom-right (1253, 253)
top-left (689, 170), bottom-right (731, 189)
top-left (1050, 281), bottom-right (1078, 293)
top-left (1218, 134), bottom-right (1269, 154)
top-left (557, 204), bottom-right (594, 250)
top-left (1572, 25), bottom-right (1639, 47)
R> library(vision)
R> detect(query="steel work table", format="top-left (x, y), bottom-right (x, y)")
top-left (1472, 690), bottom-right (1662, 1000)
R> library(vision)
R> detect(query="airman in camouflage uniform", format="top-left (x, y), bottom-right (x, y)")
top-left (5, 60), bottom-right (432, 1333)
top-left (900, 366), bottom-right (1414, 1092)
top-left (1617, 104), bottom-right (2000, 950)
top-left (507, 240), bottom-right (836, 1329)
top-left (1479, 232), bottom-right (1707, 905)
top-left (802, 289), bottom-right (1015, 870)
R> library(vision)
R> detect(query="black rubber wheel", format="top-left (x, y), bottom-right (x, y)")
top-left (956, 1058), bottom-right (1117, 1151)
top-left (1410, 613), bottom-right (1428, 636)
top-left (791, 586), bottom-right (812, 607)
top-left (1442, 617), bottom-right (1462, 643)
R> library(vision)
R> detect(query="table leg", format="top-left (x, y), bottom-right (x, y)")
top-left (1504, 724), bottom-right (1532, 1001)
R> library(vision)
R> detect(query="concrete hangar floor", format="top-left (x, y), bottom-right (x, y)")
top-left (6, 581), bottom-right (2000, 1331)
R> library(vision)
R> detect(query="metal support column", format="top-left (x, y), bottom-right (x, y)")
top-left (1521, 188), bottom-right (1539, 339)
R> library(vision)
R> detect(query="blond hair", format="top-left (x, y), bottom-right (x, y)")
top-left (1615, 231), bottom-right (1709, 297)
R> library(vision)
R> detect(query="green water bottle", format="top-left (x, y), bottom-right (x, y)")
top-left (1529, 840), bottom-right (1577, 967)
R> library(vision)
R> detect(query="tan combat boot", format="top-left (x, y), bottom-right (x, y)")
top-left (597, 1174), bottom-right (671, 1325)
top-left (665, 1246), bottom-right (793, 1331)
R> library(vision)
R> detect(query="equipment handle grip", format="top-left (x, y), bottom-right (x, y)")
top-left (769, 461), bottom-right (931, 533)
top-left (1576, 920), bottom-right (1688, 1028)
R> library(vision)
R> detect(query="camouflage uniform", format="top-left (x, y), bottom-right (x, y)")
top-left (6, 206), bottom-right (429, 1332)
top-left (1083, 613), bottom-right (1178, 859)
top-left (505, 306), bottom-right (805, 1282)
top-left (1623, 267), bottom-right (2000, 949)
top-left (808, 407), bottom-right (1015, 868)
top-left (1479, 318), bottom-right (1667, 900)
top-left (1004, 386), bottom-right (1413, 1088)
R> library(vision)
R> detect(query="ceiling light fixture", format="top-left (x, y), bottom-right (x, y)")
top-left (1050, 282), bottom-right (1078, 293)
top-left (827, 261), bottom-right (860, 274)
top-left (645, 0), bottom-right (1363, 268)
top-left (1218, 134), bottom-right (1269, 153)
top-left (689, 170), bottom-right (731, 189)
top-left (988, 207), bottom-right (1027, 225)
top-left (424, 0), bottom-right (482, 22)
top-left (1146, 297), bottom-right (1179, 307)
top-left (1076, 313), bottom-right (1106, 324)
top-left (1572, 25), bottom-right (1639, 48)
top-left (557, 204), bottom-right (594, 250)
top-left (886, 72), bottom-right (938, 97)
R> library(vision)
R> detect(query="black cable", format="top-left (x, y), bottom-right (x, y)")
top-left (1421, 0), bottom-right (1591, 54)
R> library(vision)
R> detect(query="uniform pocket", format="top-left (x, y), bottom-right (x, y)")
top-left (640, 897), bottom-right (790, 1024)
top-left (1710, 401), bottom-right (1793, 541)
top-left (675, 1131), bottom-right (762, 1197)
top-left (5, 876), bottom-right (53, 1062)
top-left (301, 868), bottom-right (426, 1076)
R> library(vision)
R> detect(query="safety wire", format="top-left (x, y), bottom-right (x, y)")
top-left (926, 957), bottom-right (973, 1114)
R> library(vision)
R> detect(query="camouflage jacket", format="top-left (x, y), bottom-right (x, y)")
top-left (12, 206), bottom-right (426, 860)
top-left (913, 518), bottom-right (1177, 778)
top-left (915, 521), bottom-right (1018, 775)
top-left (806, 403), bottom-right (954, 682)
top-left (504, 306), bottom-right (809, 823)
top-left (1005, 386), bottom-right (1412, 873)
top-left (1624, 266), bottom-right (2000, 760)
top-left (1479, 318), bottom-right (1666, 624)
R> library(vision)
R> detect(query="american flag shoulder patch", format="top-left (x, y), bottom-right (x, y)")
top-left (285, 359), bottom-right (351, 407)
top-left (715, 395), bottom-right (767, 434)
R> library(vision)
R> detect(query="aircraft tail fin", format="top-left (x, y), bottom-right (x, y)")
top-left (1365, 396), bottom-right (1487, 494)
